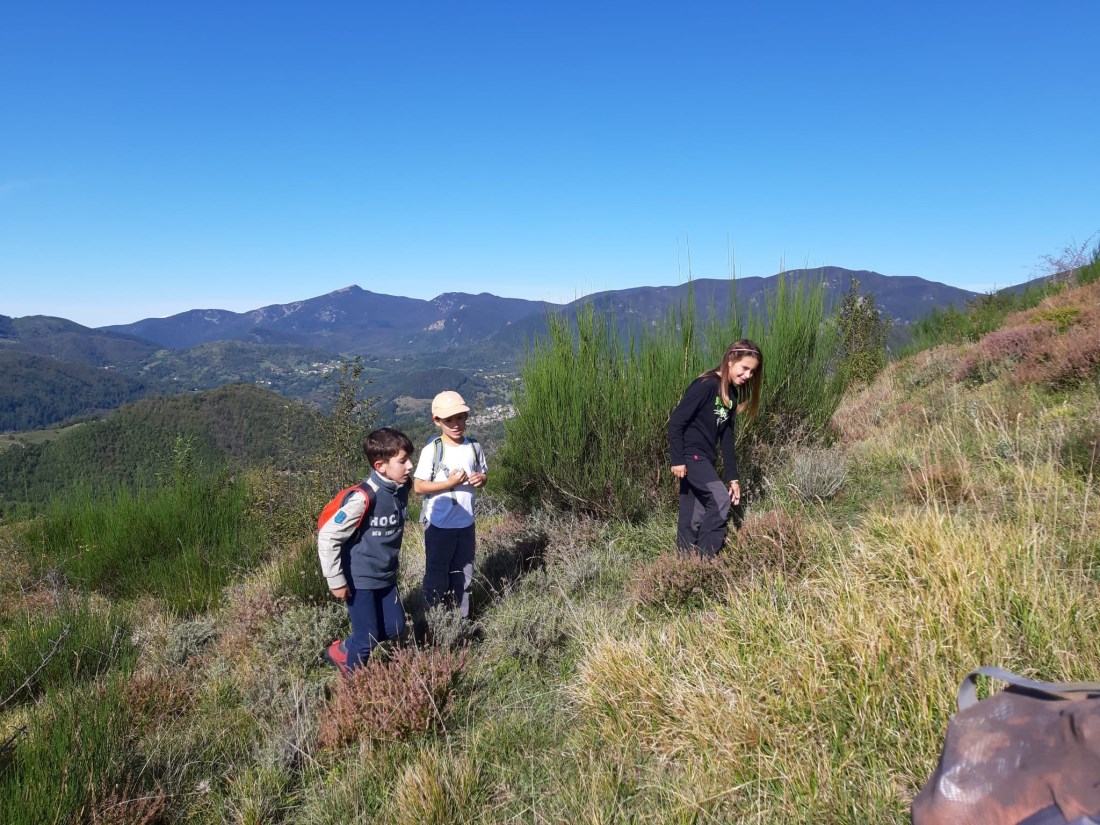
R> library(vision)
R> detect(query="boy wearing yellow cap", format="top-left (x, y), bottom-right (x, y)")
top-left (413, 391), bottom-right (488, 619)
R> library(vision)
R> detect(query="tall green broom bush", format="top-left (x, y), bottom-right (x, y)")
top-left (496, 276), bottom-right (840, 520)
top-left (0, 676), bottom-right (136, 825)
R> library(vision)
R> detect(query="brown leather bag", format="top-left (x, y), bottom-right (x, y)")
top-left (912, 666), bottom-right (1100, 825)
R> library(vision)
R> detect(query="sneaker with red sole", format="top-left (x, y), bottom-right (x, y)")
top-left (323, 639), bottom-right (350, 675)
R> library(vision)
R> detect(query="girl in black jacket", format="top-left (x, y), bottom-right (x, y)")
top-left (667, 339), bottom-right (763, 556)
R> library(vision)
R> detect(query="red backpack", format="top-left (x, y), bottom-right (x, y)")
top-left (316, 479), bottom-right (377, 533)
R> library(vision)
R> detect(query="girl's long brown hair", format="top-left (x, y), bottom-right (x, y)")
top-left (705, 339), bottom-right (763, 417)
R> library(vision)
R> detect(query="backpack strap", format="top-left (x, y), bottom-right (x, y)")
top-left (429, 435), bottom-right (444, 479)
top-left (342, 477), bottom-right (379, 533)
top-left (958, 665), bottom-right (1100, 710)
top-left (469, 437), bottom-right (485, 471)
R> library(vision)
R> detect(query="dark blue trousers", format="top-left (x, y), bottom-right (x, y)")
top-left (423, 524), bottom-right (476, 619)
top-left (345, 583), bottom-right (406, 670)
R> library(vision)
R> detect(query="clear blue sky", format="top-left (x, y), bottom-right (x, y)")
top-left (3, 1), bottom-right (1098, 328)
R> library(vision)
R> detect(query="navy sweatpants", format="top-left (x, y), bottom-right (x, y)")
top-left (345, 583), bottom-right (406, 670)
top-left (676, 458), bottom-right (731, 557)
top-left (423, 523), bottom-right (476, 619)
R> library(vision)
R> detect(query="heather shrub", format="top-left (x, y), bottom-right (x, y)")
top-left (905, 456), bottom-right (977, 505)
top-left (953, 322), bottom-right (1054, 384)
top-left (216, 582), bottom-right (286, 656)
top-left (125, 669), bottom-right (197, 736)
top-left (628, 552), bottom-right (731, 610)
top-left (474, 518), bottom-right (549, 603)
top-left (725, 508), bottom-right (814, 580)
top-left (317, 647), bottom-right (468, 749)
top-left (87, 781), bottom-right (168, 825)
top-left (902, 281), bottom-right (1058, 355)
top-left (1027, 324), bottom-right (1100, 389)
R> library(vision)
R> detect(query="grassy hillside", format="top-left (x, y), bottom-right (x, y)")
top-left (0, 278), bottom-right (1096, 822)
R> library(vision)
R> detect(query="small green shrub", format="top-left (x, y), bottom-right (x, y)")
top-left (497, 276), bottom-right (841, 519)
top-left (423, 604), bottom-right (480, 653)
top-left (785, 448), bottom-right (847, 501)
top-left (165, 618), bottom-right (218, 666)
top-left (260, 602), bottom-right (348, 671)
top-left (22, 472), bottom-right (267, 613)
top-left (1031, 306), bottom-right (1082, 332)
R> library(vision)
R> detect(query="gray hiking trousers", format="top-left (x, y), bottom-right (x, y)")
top-left (676, 458), bottom-right (730, 557)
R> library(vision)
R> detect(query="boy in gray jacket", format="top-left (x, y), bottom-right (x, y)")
top-left (317, 427), bottom-right (414, 673)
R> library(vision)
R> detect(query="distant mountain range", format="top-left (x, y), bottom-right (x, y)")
top-left (96, 267), bottom-right (980, 357)
top-left (1, 267), bottom-right (997, 432)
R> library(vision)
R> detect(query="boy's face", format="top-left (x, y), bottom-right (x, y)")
top-left (374, 449), bottom-right (412, 484)
top-left (435, 411), bottom-right (468, 443)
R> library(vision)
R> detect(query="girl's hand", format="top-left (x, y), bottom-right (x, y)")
top-left (728, 480), bottom-right (741, 506)
top-left (330, 586), bottom-right (350, 601)
top-left (671, 464), bottom-right (687, 479)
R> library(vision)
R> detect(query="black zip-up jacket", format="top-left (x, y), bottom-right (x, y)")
top-left (667, 373), bottom-right (738, 482)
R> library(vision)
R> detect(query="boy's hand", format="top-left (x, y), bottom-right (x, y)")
top-left (671, 464), bottom-right (687, 479)
top-left (448, 468), bottom-right (468, 488)
top-left (468, 471), bottom-right (487, 488)
top-left (330, 586), bottom-right (350, 601)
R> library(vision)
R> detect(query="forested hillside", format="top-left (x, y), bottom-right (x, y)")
top-left (0, 351), bottom-right (150, 432)
top-left (0, 384), bottom-right (321, 515)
